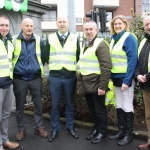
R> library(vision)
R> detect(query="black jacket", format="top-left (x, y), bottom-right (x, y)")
top-left (134, 33), bottom-right (150, 91)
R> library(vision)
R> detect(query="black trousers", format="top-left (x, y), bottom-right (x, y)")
top-left (13, 77), bottom-right (43, 130)
top-left (85, 93), bottom-right (108, 134)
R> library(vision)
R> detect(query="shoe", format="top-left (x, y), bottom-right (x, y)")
top-left (91, 133), bottom-right (107, 144)
top-left (86, 129), bottom-right (98, 140)
top-left (138, 142), bottom-right (150, 149)
top-left (118, 135), bottom-right (133, 146)
top-left (66, 129), bottom-right (79, 139)
top-left (109, 132), bottom-right (125, 140)
top-left (3, 141), bottom-right (19, 149)
top-left (16, 130), bottom-right (26, 141)
top-left (35, 126), bottom-right (48, 138)
top-left (48, 131), bottom-right (58, 142)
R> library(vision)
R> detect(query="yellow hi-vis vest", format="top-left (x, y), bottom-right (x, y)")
top-left (48, 33), bottom-right (77, 71)
top-left (105, 80), bottom-right (115, 106)
top-left (138, 38), bottom-right (150, 72)
top-left (79, 38), bottom-right (103, 75)
top-left (110, 32), bottom-right (130, 73)
top-left (12, 34), bottom-right (44, 75)
top-left (0, 39), bottom-right (14, 79)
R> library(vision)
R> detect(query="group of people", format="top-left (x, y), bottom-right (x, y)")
top-left (0, 12), bottom-right (150, 150)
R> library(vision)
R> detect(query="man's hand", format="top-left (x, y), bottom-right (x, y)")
top-left (137, 75), bottom-right (147, 83)
top-left (98, 88), bottom-right (105, 95)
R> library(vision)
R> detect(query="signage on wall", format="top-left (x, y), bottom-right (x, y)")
top-left (0, 0), bottom-right (28, 12)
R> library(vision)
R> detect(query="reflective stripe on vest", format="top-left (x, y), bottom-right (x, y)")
top-left (12, 34), bottom-right (44, 75)
top-left (0, 39), bottom-right (14, 79)
top-left (138, 38), bottom-right (150, 72)
top-left (48, 33), bottom-right (77, 71)
top-left (79, 38), bottom-right (103, 75)
top-left (110, 32), bottom-right (130, 73)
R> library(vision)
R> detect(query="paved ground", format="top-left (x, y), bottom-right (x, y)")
top-left (7, 112), bottom-right (146, 150)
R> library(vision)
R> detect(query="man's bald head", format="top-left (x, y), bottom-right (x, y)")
top-left (21, 18), bottom-right (34, 26)
top-left (21, 18), bottom-right (34, 39)
top-left (56, 16), bottom-right (69, 34)
top-left (57, 16), bottom-right (69, 22)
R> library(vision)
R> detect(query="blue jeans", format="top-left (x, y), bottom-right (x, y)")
top-left (48, 75), bottom-right (76, 132)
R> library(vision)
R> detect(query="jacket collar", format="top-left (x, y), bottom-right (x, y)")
top-left (17, 31), bottom-right (35, 41)
top-left (112, 30), bottom-right (126, 41)
top-left (85, 36), bottom-right (97, 47)
top-left (0, 33), bottom-right (12, 45)
top-left (145, 33), bottom-right (150, 40)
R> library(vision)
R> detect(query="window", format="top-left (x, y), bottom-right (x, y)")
top-left (107, 12), bottom-right (113, 22)
top-left (142, 0), bottom-right (150, 12)
top-left (76, 18), bottom-right (82, 23)
top-left (42, 10), bottom-right (57, 21)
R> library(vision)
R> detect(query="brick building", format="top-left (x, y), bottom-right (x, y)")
top-left (41, 0), bottom-right (147, 33)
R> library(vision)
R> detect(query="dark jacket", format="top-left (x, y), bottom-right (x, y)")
top-left (44, 31), bottom-right (80, 78)
top-left (13, 31), bottom-right (45, 80)
top-left (77, 37), bottom-right (112, 94)
top-left (134, 33), bottom-right (150, 91)
top-left (0, 33), bottom-right (13, 88)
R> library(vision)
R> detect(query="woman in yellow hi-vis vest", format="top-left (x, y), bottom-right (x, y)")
top-left (109, 15), bottom-right (138, 146)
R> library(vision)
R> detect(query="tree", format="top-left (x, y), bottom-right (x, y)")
top-left (129, 8), bottom-right (145, 44)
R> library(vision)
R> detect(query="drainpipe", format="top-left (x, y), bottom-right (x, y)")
top-left (134, 0), bottom-right (136, 13)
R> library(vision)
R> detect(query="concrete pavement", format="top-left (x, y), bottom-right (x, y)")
top-left (7, 111), bottom-right (146, 150)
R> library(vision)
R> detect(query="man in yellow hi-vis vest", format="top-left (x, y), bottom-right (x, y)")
top-left (0, 15), bottom-right (19, 150)
top-left (77, 20), bottom-right (112, 144)
top-left (135, 16), bottom-right (150, 150)
top-left (12, 18), bottom-right (48, 141)
top-left (45, 16), bottom-right (80, 142)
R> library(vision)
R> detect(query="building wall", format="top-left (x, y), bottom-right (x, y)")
top-left (113, 0), bottom-right (134, 18)
top-left (76, 0), bottom-right (137, 31)
top-left (76, 0), bottom-right (93, 31)
top-left (41, 0), bottom-right (142, 32)
top-left (0, 0), bottom-right (50, 36)
top-left (135, 0), bottom-right (142, 14)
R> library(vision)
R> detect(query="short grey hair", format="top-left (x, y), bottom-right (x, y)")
top-left (83, 20), bottom-right (97, 28)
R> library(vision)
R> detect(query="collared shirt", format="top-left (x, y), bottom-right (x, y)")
top-left (58, 31), bottom-right (68, 38)
top-left (85, 38), bottom-right (94, 47)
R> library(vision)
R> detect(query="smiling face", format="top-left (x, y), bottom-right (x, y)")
top-left (83, 21), bottom-right (98, 41)
top-left (0, 16), bottom-right (9, 39)
top-left (144, 16), bottom-right (150, 35)
top-left (56, 16), bottom-right (69, 34)
top-left (113, 18), bottom-right (126, 34)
